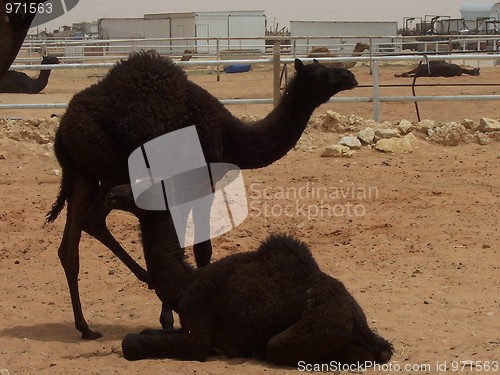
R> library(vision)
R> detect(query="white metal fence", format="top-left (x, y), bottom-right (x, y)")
top-left (2, 38), bottom-right (500, 122)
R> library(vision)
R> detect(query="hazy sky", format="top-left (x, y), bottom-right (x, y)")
top-left (37, 0), bottom-right (495, 32)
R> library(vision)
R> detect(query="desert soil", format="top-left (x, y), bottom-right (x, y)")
top-left (0, 61), bottom-right (499, 374)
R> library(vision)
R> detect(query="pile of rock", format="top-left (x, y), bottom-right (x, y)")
top-left (319, 111), bottom-right (500, 157)
top-left (0, 117), bottom-right (60, 145)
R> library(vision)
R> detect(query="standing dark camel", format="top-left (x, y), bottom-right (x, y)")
top-left (394, 61), bottom-right (480, 77)
top-left (105, 184), bottom-right (393, 366)
top-left (0, 55), bottom-right (60, 93)
top-left (46, 52), bottom-right (358, 340)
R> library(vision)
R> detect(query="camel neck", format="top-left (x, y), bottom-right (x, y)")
top-left (225, 80), bottom-right (315, 169)
top-left (31, 69), bottom-right (52, 93)
top-left (139, 211), bottom-right (194, 310)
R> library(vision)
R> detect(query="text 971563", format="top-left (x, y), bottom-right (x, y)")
top-left (5, 2), bottom-right (53, 14)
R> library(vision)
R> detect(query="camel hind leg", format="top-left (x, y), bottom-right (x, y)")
top-left (262, 308), bottom-right (355, 366)
top-left (57, 167), bottom-right (102, 339)
top-left (263, 288), bottom-right (392, 367)
top-left (58, 169), bottom-right (158, 339)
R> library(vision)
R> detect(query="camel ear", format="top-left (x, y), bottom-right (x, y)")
top-left (294, 59), bottom-right (305, 72)
top-left (313, 59), bottom-right (319, 64)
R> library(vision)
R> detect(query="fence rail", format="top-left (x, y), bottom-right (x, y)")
top-left (2, 43), bottom-right (500, 122)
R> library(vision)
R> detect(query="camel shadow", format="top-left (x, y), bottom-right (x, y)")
top-left (0, 322), bottom-right (154, 344)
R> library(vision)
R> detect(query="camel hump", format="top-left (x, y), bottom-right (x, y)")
top-left (106, 51), bottom-right (185, 86)
top-left (256, 233), bottom-right (319, 270)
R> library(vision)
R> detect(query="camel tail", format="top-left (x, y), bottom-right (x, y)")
top-left (46, 130), bottom-right (72, 223)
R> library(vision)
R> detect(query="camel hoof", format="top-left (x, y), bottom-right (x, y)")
top-left (81, 330), bottom-right (102, 340)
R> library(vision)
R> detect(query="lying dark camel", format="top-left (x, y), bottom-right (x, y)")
top-left (105, 184), bottom-right (393, 367)
top-left (394, 60), bottom-right (480, 78)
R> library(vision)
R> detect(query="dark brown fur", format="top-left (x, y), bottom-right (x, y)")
top-left (0, 1), bottom-right (48, 79)
top-left (0, 56), bottom-right (59, 93)
top-left (106, 184), bottom-right (393, 366)
top-left (46, 52), bottom-right (357, 339)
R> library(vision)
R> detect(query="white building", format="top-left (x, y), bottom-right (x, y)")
top-left (98, 10), bottom-right (266, 54)
top-left (460, 3), bottom-right (500, 32)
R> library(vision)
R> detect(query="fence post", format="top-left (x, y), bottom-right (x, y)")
top-left (372, 60), bottom-right (380, 122)
top-left (216, 39), bottom-right (220, 82)
top-left (273, 40), bottom-right (281, 108)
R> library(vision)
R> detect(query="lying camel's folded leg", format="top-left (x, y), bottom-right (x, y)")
top-left (122, 331), bottom-right (208, 361)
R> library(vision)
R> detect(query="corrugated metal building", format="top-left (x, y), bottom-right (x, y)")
top-left (290, 21), bottom-right (398, 53)
top-left (460, 2), bottom-right (500, 33)
top-left (195, 10), bottom-right (266, 52)
top-left (98, 10), bottom-right (266, 54)
top-left (98, 18), bottom-right (145, 39)
top-left (460, 2), bottom-right (500, 20)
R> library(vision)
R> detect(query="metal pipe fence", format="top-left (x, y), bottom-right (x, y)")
top-left (2, 44), bottom-right (500, 122)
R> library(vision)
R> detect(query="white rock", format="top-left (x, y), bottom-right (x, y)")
top-left (375, 128), bottom-right (399, 140)
top-left (357, 127), bottom-right (375, 144)
top-left (375, 138), bottom-right (413, 153)
top-left (405, 132), bottom-right (418, 142)
top-left (416, 119), bottom-right (437, 132)
top-left (479, 118), bottom-right (500, 132)
top-left (429, 122), bottom-right (473, 146)
top-left (321, 144), bottom-right (353, 158)
top-left (460, 119), bottom-right (479, 131)
top-left (398, 119), bottom-right (413, 134)
top-left (338, 135), bottom-right (362, 149)
top-left (475, 132), bottom-right (491, 145)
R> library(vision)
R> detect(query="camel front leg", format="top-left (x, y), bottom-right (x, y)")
top-left (122, 331), bottom-right (209, 361)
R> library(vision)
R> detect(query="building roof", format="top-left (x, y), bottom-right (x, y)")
top-left (460, 3), bottom-right (498, 13)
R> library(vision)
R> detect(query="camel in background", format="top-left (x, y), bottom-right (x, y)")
top-left (307, 42), bottom-right (370, 69)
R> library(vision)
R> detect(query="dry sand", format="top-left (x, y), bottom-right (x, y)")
top-left (0, 62), bottom-right (499, 374)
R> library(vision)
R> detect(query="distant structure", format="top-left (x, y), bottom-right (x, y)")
top-left (98, 10), bottom-right (267, 54)
top-left (400, 3), bottom-right (500, 51)
top-left (401, 2), bottom-right (500, 36)
top-left (290, 21), bottom-right (398, 54)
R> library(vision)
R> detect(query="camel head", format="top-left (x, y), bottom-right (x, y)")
top-left (293, 59), bottom-right (358, 103)
top-left (41, 56), bottom-right (60, 64)
top-left (354, 42), bottom-right (370, 52)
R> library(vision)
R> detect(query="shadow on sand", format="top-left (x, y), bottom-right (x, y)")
top-left (0, 322), bottom-right (155, 344)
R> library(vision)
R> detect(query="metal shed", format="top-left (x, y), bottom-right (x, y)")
top-left (290, 21), bottom-right (398, 53)
top-left (194, 10), bottom-right (266, 53)
top-left (98, 10), bottom-right (266, 55)
top-left (98, 18), bottom-right (145, 39)
top-left (143, 12), bottom-right (197, 52)
top-left (460, 3), bottom-right (500, 20)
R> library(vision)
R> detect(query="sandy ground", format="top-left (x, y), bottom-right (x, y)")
top-left (0, 61), bottom-right (499, 374)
